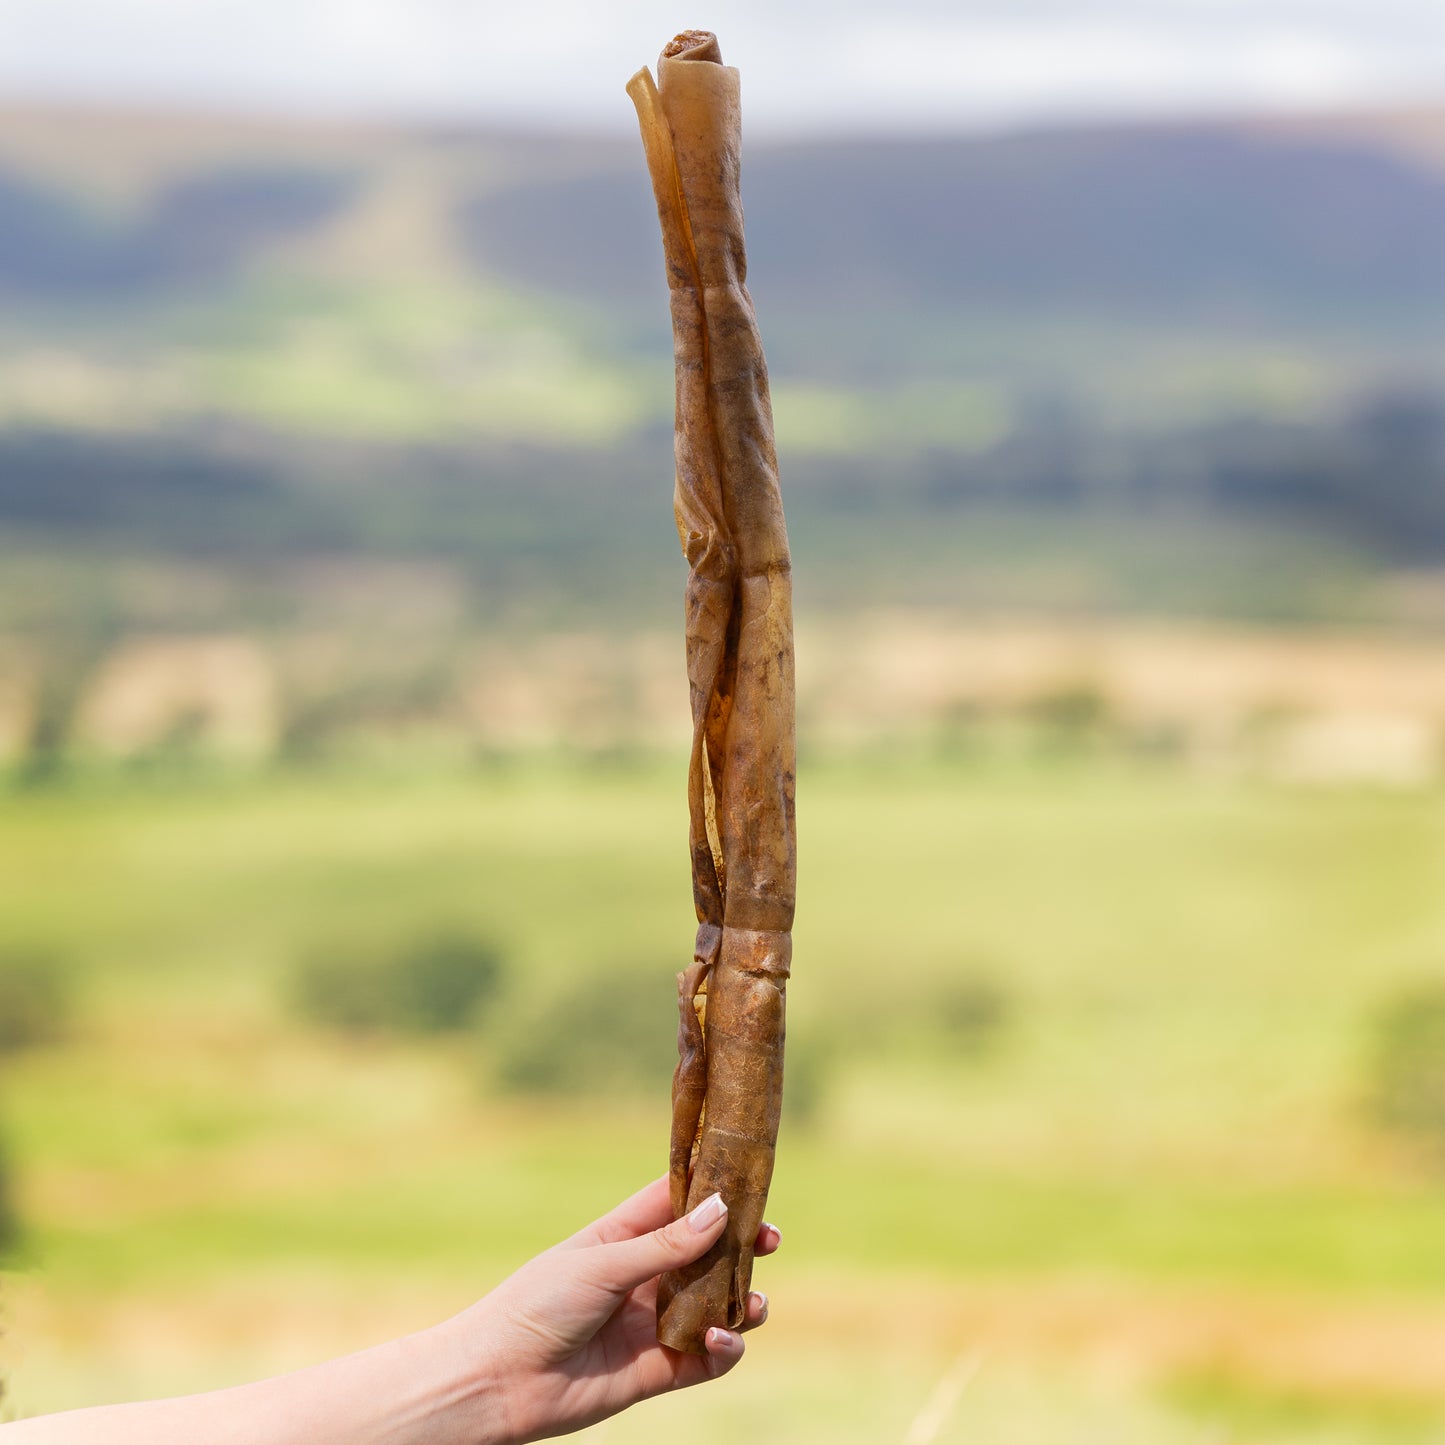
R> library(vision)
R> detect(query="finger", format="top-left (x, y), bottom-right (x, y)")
top-left (582, 1191), bottom-right (728, 1295)
top-left (740, 1290), bottom-right (768, 1332)
top-left (703, 1325), bottom-right (745, 1375)
top-left (632, 1324), bottom-right (745, 1399)
top-left (754, 1222), bottom-right (782, 1256)
top-left (553, 1176), bottom-right (673, 1253)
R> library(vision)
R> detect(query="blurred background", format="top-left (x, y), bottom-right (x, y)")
top-left (3, 1), bottom-right (1445, 1440)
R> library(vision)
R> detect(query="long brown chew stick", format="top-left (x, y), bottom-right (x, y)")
top-left (627, 31), bottom-right (796, 1356)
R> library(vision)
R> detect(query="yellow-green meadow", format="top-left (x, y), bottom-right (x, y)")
top-left (3, 757), bottom-right (1444, 1440)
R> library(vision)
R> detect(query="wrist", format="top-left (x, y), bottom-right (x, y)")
top-left (412, 1309), bottom-right (517, 1445)
top-left (260, 1316), bottom-right (513, 1445)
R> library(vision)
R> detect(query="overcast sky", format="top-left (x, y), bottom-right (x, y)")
top-left (2, 0), bottom-right (1443, 134)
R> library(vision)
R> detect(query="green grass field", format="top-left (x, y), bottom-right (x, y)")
top-left (3, 757), bottom-right (1445, 1440)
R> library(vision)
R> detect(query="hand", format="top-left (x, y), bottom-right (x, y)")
top-left (0, 1177), bottom-right (779, 1445)
top-left (456, 1176), bottom-right (779, 1443)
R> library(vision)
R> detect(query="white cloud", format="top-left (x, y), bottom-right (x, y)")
top-left (0, 0), bottom-right (1440, 131)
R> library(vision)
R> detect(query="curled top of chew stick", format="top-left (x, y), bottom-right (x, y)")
top-left (662, 29), bottom-right (723, 63)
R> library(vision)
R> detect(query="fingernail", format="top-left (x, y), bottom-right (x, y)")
top-left (706, 1326), bottom-right (739, 1352)
top-left (764, 1221), bottom-right (782, 1244)
top-left (754, 1291), bottom-right (769, 1320)
top-left (687, 1191), bottom-right (727, 1231)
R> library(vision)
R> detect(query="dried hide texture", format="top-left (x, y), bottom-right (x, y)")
top-left (627, 30), bottom-right (797, 1356)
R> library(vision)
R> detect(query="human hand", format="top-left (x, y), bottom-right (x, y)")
top-left (0, 1177), bottom-right (777, 1445)
top-left (453, 1176), bottom-right (778, 1443)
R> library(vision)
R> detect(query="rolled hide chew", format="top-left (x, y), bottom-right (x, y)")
top-left (627, 30), bottom-right (797, 1356)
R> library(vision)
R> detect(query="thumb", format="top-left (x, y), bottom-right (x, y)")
top-left (583, 1191), bottom-right (729, 1295)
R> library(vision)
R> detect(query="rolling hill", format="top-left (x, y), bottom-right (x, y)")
top-left (0, 103), bottom-right (1442, 671)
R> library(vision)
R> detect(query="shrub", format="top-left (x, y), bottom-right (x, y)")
top-left (496, 969), bottom-right (675, 1097)
top-left (822, 965), bottom-right (1014, 1074)
top-left (779, 1026), bottom-right (831, 1132)
top-left (293, 953), bottom-right (391, 1035)
top-left (935, 975), bottom-right (1011, 1054)
top-left (0, 954), bottom-right (71, 1054)
top-left (1364, 981), bottom-right (1445, 1160)
top-left (0, 1129), bottom-right (17, 1259)
top-left (1024, 680), bottom-right (1112, 750)
top-left (293, 933), bottom-right (505, 1038)
top-left (391, 935), bottom-right (505, 1034)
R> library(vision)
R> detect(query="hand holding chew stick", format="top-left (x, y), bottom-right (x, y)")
top-left (627, 31), bottom-right (797, 1357)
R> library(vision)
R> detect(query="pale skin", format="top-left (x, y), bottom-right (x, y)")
top-left (1, 1178), bottom-right (777, 1445)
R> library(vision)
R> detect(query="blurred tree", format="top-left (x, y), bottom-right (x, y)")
top-left (17, 621), bottom-right (116, 786)
top-left (0, 953), bottom-right (71, 1054)
top-left (292, 933), bottom-right (505, 1038)
top-left (778, 1026), bottom-right (831, 1133)
top-left (1364, 980), bottom-right (1445, 1162)
top-left (935, 975), bottom-right (1012, 1054)
top-left (1025, 680), bottom-right (1112, 753)
top-left (0, 1126), bottom-right (18, 1259)
top-left (395, 935), bottom-right (506, 1035)
top-left (496, 970), bottom-right (673, 1097)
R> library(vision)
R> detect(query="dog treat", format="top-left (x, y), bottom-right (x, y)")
top-left (627, 31), bottom-right (796, 1356)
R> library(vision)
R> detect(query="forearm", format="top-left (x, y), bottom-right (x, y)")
top-left (0, 1180), bottom-right (770, 1445)
top-left (1, 1316), bottom-right (508, 1445)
